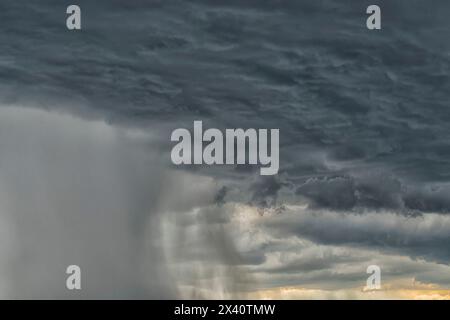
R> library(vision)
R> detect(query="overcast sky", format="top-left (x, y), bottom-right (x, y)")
top-left (0, 0), bottom-right (449, 299)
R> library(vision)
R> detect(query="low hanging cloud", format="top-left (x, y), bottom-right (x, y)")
top-left (295, 172), bottom-right (450, 214)
top-left (262, 206), bottom-right (450, 263)
top-left (162, 202), bottom-right (450, 297)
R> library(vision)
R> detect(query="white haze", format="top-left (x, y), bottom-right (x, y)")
top-left (0, 105), bottom-right (242, 299)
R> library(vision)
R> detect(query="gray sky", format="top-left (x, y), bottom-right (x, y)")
top-left (0, 0), bottom-right (449, 299)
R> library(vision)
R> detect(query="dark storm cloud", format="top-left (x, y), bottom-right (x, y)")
top-left (249, 176), bottom-right (285, 209)
top-left (296, 172), bottom-right (450, 213)
top-left (214, 186), bottom-right (228, 206)
top-left (258, 250), bottom-right (366, 274)
top-left (1, 0), bottom-right (450, 297)
top-left (263, 208), bottom-right (450, 263)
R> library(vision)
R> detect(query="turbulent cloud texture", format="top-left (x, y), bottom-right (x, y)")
top-left (0, 0), bottom-right (449, 298)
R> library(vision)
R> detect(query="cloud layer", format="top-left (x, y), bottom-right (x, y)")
top-left (0, 0), bottom-right (449, 299)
